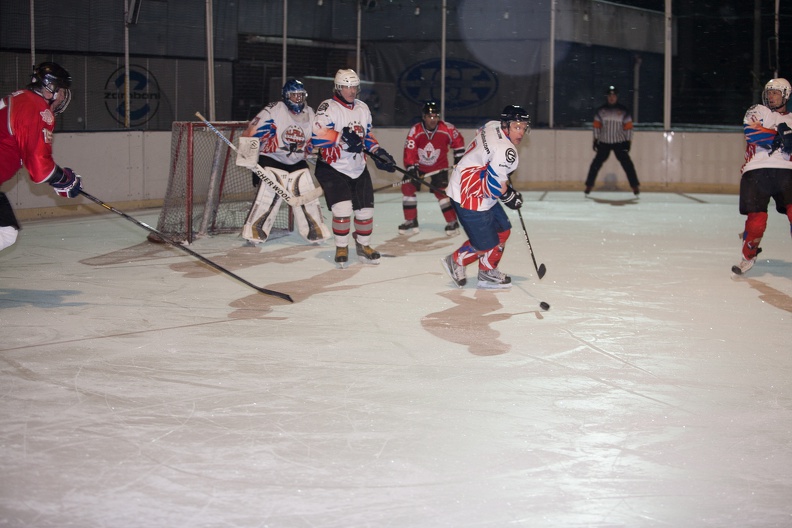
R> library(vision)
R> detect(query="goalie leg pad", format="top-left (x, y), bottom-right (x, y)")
top-left (0, 226), bottom-right (19, 251)
top-left (0, 192), bottom-right (21, 230)
top-left (287, 169), bottom-right (331, 243)
top-left (242, 171), bottom-right (286, 244)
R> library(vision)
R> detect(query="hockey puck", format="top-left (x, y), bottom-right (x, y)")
top-left (539, 301), bottom-right (550, 311)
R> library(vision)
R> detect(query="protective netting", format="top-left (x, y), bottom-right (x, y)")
top-left (152, 121), bottom-right (292, 243)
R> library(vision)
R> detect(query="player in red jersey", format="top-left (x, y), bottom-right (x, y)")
top-left (0, 62), bottom-right (82, 250)
top-left (400, 101), bottom-right (465, 236)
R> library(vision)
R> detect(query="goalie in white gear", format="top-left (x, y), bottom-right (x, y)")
top-left (237, 78), bottom-right (330, 245)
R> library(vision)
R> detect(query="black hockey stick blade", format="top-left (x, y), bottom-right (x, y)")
top-left (79, 191), bottom-right (293, 303)
top-left (536, 262), bottom-right (547, 279)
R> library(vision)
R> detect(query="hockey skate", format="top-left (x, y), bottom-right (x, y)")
top-left (440, 255), bottom-right (467, 288)
top-left (732, 248), bottom-right (762, 276)
top-left (398, 219), bottom-right (419, 235)
top-left (476, 268), bottom-right (512, 290)
top-left (444, 221), bottom-right (460, 236)
top-left (334, 246), bottom-right (349, 269)
top-left (353, 234), bottom-right (380, 265)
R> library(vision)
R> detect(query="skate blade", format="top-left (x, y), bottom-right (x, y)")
top-left (476, 281), bottom-right (512, 290)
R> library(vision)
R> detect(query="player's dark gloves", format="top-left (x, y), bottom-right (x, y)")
top-left (49, 167), bottom-right (82, 198)
top-left (592, 139), bottom-right (599, 152)
top-left (404, 165), bottom-right (421, 188)
top-left (341, 127), bottom-right (363, 153)
top-left (777, 123), bottom-right (792, 154)
top-left (373, 147), bottom-right (396, 172)
top-left (501, 185), bottom-right (523, 210)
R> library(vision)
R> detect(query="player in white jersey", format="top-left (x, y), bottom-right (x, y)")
top-left (312, 69), bottom-right (397, 268)
top-left (441, 105), bottom-right (529, 289)
top-left (236, 79), bottom-right (330, 245)
top-left (733, 77), bottom-right (792, 275)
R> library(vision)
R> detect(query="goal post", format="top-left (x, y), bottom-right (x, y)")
top-left (151, 120), bottom-right (293, 244)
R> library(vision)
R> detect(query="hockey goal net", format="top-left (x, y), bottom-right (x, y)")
top-left (152, 121), bottom-right (292, 244)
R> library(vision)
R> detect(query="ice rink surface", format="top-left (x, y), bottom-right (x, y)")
top-left (1, 191), bottom-right (791, 527)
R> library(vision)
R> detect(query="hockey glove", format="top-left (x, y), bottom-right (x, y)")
top-left (49, 167), bottom-right (82, 198)
top-left (592, 139), bottom-right (599, 152)
top-left (404, 165), bottom-right (420, 187)
top-left (501, 185), bottom-right (523, 210)
top-left (777, 122), bottom-right (792, 154)
top-left (341, 127), bottom-right (363, 153)
top-left (373, 147), bottom-right (396, 172)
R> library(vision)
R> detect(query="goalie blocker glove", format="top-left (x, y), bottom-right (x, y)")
top-left (501, 185), bottom-right (523, 209)
top-left (48, 167), bottom-right (82, 198)
top-left (341, 127), bottom-right (363, 153)
top-left (372, 147), bottom-right (396, 172)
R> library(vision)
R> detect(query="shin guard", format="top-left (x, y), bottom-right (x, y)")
top-left (742, 212), bottom-right (767, 259)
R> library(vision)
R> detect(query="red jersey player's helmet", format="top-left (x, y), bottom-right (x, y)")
top-left (422, 101), bottom-right (440, 116)
top-left (28, 62), bottom-right (72, 115)
top-left (762, 78), bottom-right (791, 111)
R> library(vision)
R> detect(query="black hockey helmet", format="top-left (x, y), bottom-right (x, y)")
top-left (422, 101), bottom-right (440, 115)
top-left (500, 104), bottom-right (530, 127)
top-left (28, 62), bottom-right (72, 114)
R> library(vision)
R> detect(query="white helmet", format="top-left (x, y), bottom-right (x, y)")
top-left (762, 77), bottom-right (791, 110)
top-left (334, 69), bottom-right (360, 93)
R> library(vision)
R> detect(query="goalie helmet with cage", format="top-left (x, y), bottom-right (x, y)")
top-left (28, 61), bottom-right (72, 115)
top-left (334, 69), bottom-right (360, 100)
top-left (282, 78), bottom-right (308, 114)
top-left (762, 78), bottom-right (791, 111)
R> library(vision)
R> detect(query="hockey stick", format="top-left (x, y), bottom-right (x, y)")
top-left (195, 112), bottom-right (323, 207)
top-left (79, 190), bottom-right (294, 303)
top-left (364, 148), bottom-right (447, 195)
top-left (373, 168), bottom-right (446, 193)
top-left (506, 176), bottom-right (546, 279)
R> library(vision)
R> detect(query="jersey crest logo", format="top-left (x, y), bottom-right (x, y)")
top-left (505, 148), bottom-right (517, 164)
top-left (282, 125), bottom-right (307, 151)
top-left (419, 143), bottom-right (441, 165)
top-left (40, 108), bottom-right (54, 125)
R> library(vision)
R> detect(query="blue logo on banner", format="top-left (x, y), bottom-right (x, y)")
top-left (104, 65), bottom-right (161, 126)
top-left (398, 58), bottom-right (498, 110)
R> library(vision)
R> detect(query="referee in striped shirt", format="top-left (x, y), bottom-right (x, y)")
top-left (584, 85), bottom-right (640, 196)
